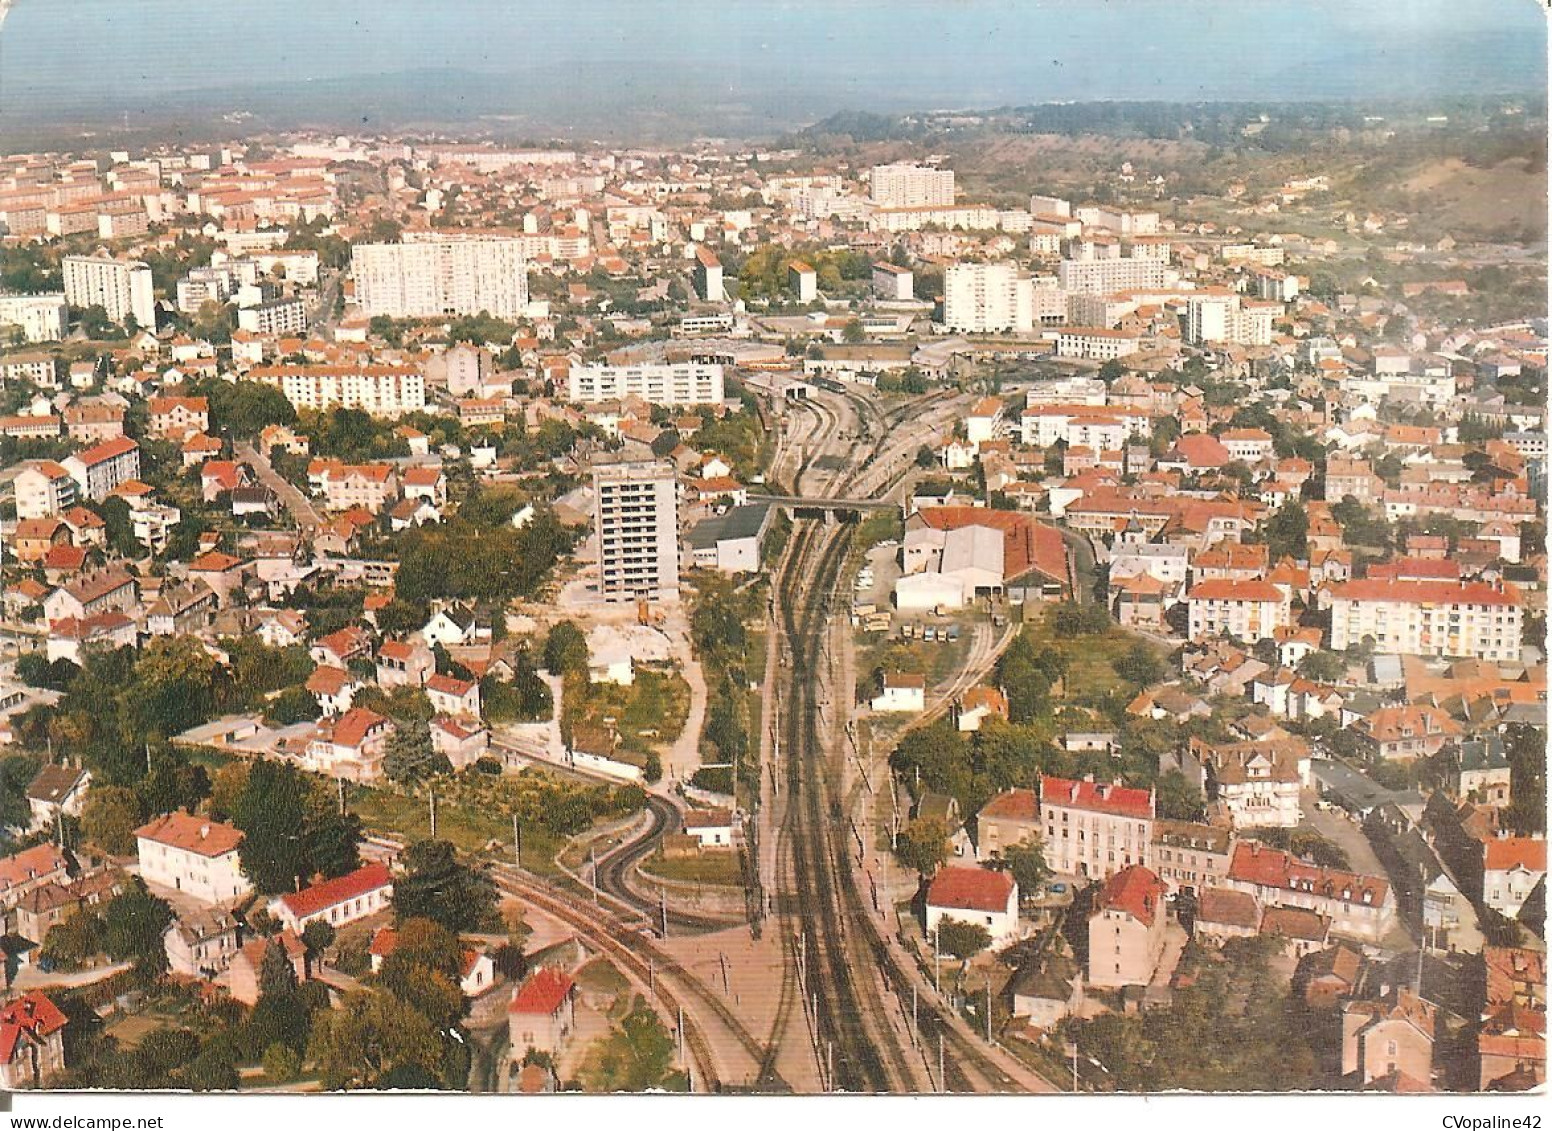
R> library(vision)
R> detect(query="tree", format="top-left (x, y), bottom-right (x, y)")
top-left (392, 840), bottom-right (497, 934)
top-left (1113, 642), bottom-right (1164, 689)
top-left (308, 988), bottom-right (448, 1091)
top-left (1156, 770), bottom-right (1205, 822)
top-left (264, 686), bottom-right (321, 726)
top-left (841, 318), bottom-right (865, 343)
top-left (934, 917), bottom-right (991, 959)
top-left (301, 919), bottom-right (337, 958)
top-left (98, 496), bottom-right (145, 559)
top-left (1297, 650), bottom-right (1346, 684)
top-left (1264, 501), bottom-right (1309, 562)
top-left (260, 939), bottom-right (301, 999)
top-left (383, 718), bottom-right (448, 783)
top-left (896, 816), bottom-right (949, 875)
top-left (582, 995), bottom-right (680, 1093)
top-left (262, 1042), bottom-right (302, 1084)
top-left (544, 621), bottom-right (589, 678)
top-left (231, 760), bottom-right (360, 893)
top-left (80, 786), bottom-right (144, 855)
top-left (101, 880), bottom-right (174, 977)
top-left (184, 1039), bottom-right (240, 1091)
top-left (41, 911), bottom-right (105, 970)
top-left (1003, 840), bottom-right (1051, 895)
top-left (208, 762), bottom-right (250, 822)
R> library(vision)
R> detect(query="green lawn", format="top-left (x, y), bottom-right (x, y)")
top-left (565, 667), bottom-right (691, 762)
top-left (639, 849), bottom-right (744, 888)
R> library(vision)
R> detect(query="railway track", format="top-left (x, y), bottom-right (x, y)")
top-left (493, 864), bottom-right (782, 1091)
top-left (758, 384), bottom-right (1054, 1094)
top-left (591, 795), bottom-right (743, 934)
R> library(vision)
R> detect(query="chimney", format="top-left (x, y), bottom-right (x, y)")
top-left (200, 823), bottom-right (210, 839)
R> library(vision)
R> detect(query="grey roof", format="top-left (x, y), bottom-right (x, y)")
top-left (687, 503), bottom-right (771, 550)
top-left (1459, 735), bottom-right (1509, 772)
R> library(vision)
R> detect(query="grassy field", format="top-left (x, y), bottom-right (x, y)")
top-left (639, 849), bottom-right (744, 887)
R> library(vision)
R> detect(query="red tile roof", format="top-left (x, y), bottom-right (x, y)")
top-left (0, 992), bottom-right (68, 1064)
top-left (979, 788), bottom-right (1038, 823)
top-left (1228, 842), bottom-right (1389, 906)
top-left (914, 507), bottom-right (1068, 587)
top-left (0, 845), bottom-right (67, 894)
top-left (1188, 579), bottom-right (1285, 603)
top-left (1329, 579), bottom-right (1520, 608)
top-left (926, 866), bottom-right (1015, 914)
top-left (277, 863), bottom-right (392, 920)
top-left (329, 707), bottom-right (389, 749)
top-left (509, 968), bottom-right (574, 1015)
top-left (73, 436), bottom-right (138, 465)
top-left (133, 812), bottom-right (244, 858)
top-left (1039, 774), bottom-right (1154, 820)
top-left (1484, 837), bottom-right (1548, 875)
top-left (1095, 865), bottom-right (1166, 927)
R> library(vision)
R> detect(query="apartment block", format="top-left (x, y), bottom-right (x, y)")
top-left (1039, 774), bottom-right (1155, 881)
top-left (869, 163), bottom-right (955, 209)
top-left (1327, 579), bottom-right (1522, 662)
top-left (566, 363), bottom-right (724, 406)
top-left (594, 460), bottom-right (680, 604)
top-left (942, 262), bottom-right (1035, 333)
top-left (249, 364), bottom-right (426, 418)
top-left (62, 255), bottom-right (157, 328)
top-left (0, 293), bottom-right (68, 343)
top-left (351, 237), bottom-right (529, 319)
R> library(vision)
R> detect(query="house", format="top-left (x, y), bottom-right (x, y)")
top-left (682, 809), bottom-right (735, 849)
top-left (1259, 904), bottom-right (1331, 959)
top-left (227, 931), bottom-right (308, 1007)
top-left (145, 582), bottom-right (218, 636)
top-left (1225, 842), bottom-right (1395, 942)
top-left (1341, 988), bottom-right (1437, 1089)
top-left (425, 673), bottom-right (480, 719)
top-left (1299, 943), bottom-right (1364, 1010)
top-left (1038, 774), bottom-right (1155, 880)
top-left (872, 671), bottom-right (926, 713)
top-left (268, 862), bottom-right (393, 934)
top-left (135, 812), bottom-right (251, 906)
top-left (925, 866), bottom-right (1019, 945)
top-left (975, 788), bottom-right (1041, 861)
top-left (303, 708), bottom-right (394, 783)
top-left (369, 928), bottom-right (498, 998)
top-left (508, 968), bottom-right (577, 1061)
top-left (376, 638), bottom-right (435, 688)
top-left (1477, 1001), bottom-right (1546, 1091)
top-left (24, 763), bottom-right (91, 832)
top-left (422, 603), bottom-right (481, 647)
top-left (0, 845), bottom-right (70, 917)
top-left (0, 992), bottom-right (68, 1089)
top-left (1482, 836), bottom-right (1546, 919)
top-left (305, 665), bottom-right (359, 716)
top-left (162, 909), bottom-right (242, 978)
top-left (1455, 737), bottom-right (1512, 807)
top-left (1353, 704), bottom-right (1462, 761)
top-left (1150, 820), bottom-right (1234, 895)
top-left (13, 883), bottom-right (82, 945)
top-left (1086, 865), bottom-right (1168, 989)
top-left (1186, 579), bottom-right (1290, 644)
top-left (186, 551), bottom-right (248, 606)
top-left (43, 568), bottom-right (136, 622)
top-left (1193, 887), bottom-right (1261, 943)
top-left (431, 716), bottom-right (489, 770)
top-left (1008, 951), bottom-right (1084, 1031)
top-left (310, 625), bottom-right (373, 668)
top-left (954, 685), bottom-right (1009, 732)
top-left (1181, 736), bottom-right (1307, 830)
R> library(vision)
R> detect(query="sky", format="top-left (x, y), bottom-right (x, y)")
top-left (0, 0), bottom-right (1544, 138)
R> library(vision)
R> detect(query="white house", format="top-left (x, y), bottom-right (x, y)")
top-left (267, 862), bottom-right (394, 934)
top-left (872, 671), bottom-right (926, 713)
top-left (925, 866), bottom-right (1020, 945)
top-left (682, 808), bottom-right (734, 848)
top-left (135, 813), bottom-right (251, 906)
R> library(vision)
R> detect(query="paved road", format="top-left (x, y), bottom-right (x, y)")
top-left (237, 440), bottom-right (322, 531)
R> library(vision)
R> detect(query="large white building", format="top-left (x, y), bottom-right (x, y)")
top-left (62, 255), bottom-right (156, 328)
top-left (1057, 254), bottom-right (1168, 296)
top-left (1186, 292), bottom-right (1278, 346)
top-left (1327, 579), bottom-right (1522, 662)
top-left (942, 262), bottom-right (1035, 334)
top-left (13, 461), bottom-right (77, 519)
top-left (0, 293), bottom-right (68, 342)
top-left (135, 812), bottom-right (252, 906)
top-left (1186, 579), bottom-right (1290, 644)
top-left (566, 363), bottom-right (724, 406)
top-left (63, 437), bottom-right (141, 502)
top-left (595, 460), bottom-right (680, 604)
top-left (1039, 774), bottom-right (1155, 881)
top-left (351, 237), bottom-right (529, 319)
top-left (869, 163), bottom-right (955, 209)
top-left (249, 365), bottom-right (426, 418)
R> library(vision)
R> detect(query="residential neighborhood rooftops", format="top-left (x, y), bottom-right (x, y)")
top-left (133, 812), bottom-right (244, 858)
